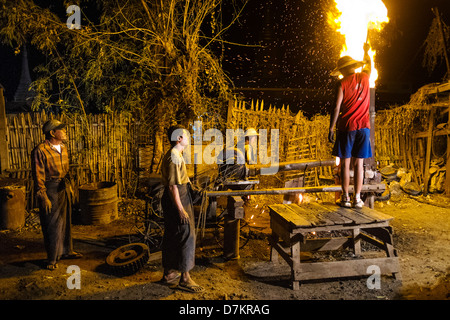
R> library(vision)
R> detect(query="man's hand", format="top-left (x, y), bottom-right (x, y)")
top-left (179, 208), bottom-right (190, 224)
top-left (363, 42), bottom-right (370, 54)
top-left (328, 129), bottom-right (335, 144)
top-left (42, 198), bottom-right (52, 215)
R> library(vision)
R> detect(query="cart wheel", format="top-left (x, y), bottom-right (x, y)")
top-left (106, 243), bottom-right (150, 276)
top-left (129, 220), bottom-right (163, 252)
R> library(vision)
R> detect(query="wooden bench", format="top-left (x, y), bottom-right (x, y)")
top-left (268, 202), bottom-right (401, 290)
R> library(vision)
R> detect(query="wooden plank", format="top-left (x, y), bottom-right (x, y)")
top-left (316, 201), bottom-right (375, 224)
top-left (301, 237), bottom-right (351, 252)
top-left (350, 206), bottom-right (394, 222)
top-left (334, 206), bottom-right (375, 224)
top-left (312, 203), bottom-right (353, 225)
top-left (287, 203), bottom-right (336, 227)
top-left (360, 232), bottom-right (386, 251)
top-left (269, 204), bottom-right (313, 228)
top-left (270, 215), bottom-right (293, 243)
top-left (313, 202), bottom-right (358, 224)
top-left (294, 257), bottom-right (401, 281)
top-left (269, 241), bottom-right (294, 268)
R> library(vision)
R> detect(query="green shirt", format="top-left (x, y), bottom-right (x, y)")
top-left (161, 148), bottom-right (190, 186)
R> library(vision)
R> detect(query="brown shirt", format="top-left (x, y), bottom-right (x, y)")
top-left (161, 148), bottom-right (190, 186)
top-left (31, 140), bottom-right (69, 201)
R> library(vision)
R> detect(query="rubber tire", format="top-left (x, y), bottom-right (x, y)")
top-left (106, 243), bottom-right (150, 276)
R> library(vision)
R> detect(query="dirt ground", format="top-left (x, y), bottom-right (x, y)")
top-left (0, 185), bottom-right (449, 302)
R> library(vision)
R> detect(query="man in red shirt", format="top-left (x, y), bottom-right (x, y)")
top-left (329, 43), bottom-right (371, 208)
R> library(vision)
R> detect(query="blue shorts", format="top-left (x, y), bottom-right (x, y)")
top-left (332, 128), bottom-right (372, 159)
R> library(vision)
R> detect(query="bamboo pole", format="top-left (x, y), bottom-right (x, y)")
top-left (247, 158), bottom-right (336, 176)
top-left (206, 183), bottom-right (386, 197)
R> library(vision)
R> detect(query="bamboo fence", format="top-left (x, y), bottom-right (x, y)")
top-left (4, 97), bottom-right (439, 211)
top-left (226, 99), bottom-right (334, 186)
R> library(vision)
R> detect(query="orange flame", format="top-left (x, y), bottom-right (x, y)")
top-left (329, 0), bottom-right (389, 88)
top-left (297, 193), bottom-right (303, 204)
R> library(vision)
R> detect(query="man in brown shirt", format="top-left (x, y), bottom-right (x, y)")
top-left (31, 119), bottom-right (81, 270)
top-left (159, 125), bottom-right (204, 293)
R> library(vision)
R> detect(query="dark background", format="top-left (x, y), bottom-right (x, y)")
top-left (1, 0), bottom-right (449, 115)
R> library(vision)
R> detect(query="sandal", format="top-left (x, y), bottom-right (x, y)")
top-left (177, 282), bottom-right (205, 293)
top-left (46, 263), bottom-right (58, 270)
top-left (61, 252), bottom-right (83, 259)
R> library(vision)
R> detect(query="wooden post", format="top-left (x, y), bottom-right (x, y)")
top-left (352, 228), bottom-right (361, 256)
top-left (223, 215), bottom-right (240, 260)
top-left (0, 86), bottom-right (9, 175)
top-left (423, 107), bottom-right (435, 195)
top-left (226, 100), bottom-right (234, 128)
top-left (446, 96), bottom-right (450, 195)
top-left (223, 196), bottom-right (244, 260)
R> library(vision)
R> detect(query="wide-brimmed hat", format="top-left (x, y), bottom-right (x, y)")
top-left (331, 56), bottom-right (365, 76)
top-left (245, 128), bottom-right (259, 136)
top-left (42, 119), bottom-right (66, 134)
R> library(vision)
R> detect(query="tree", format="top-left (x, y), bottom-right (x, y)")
top-left (0, 0), bottom-right (247, 171)
top-left (423, 7), bottom-right (450, 80)
top-left (0, 0), bottom-right (246, 125)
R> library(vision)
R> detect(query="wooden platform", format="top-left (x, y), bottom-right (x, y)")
top-left (268, 202), bottom-right (401, 290)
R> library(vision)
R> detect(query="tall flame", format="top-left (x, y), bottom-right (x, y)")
top-left (329, 0), bottom-right (389, 87)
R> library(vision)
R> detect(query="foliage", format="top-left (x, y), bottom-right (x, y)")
top-left (423, 8), bottom-right (450, 78)
top-left (0, 0), bottom-right (247, 131)
top-left (377, 89), bottom-right (430, 137)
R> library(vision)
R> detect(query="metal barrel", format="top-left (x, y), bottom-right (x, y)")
top-left (0, 181), bottom-right (26, 230)
top-left (79, 181), bottom-right (118, 225)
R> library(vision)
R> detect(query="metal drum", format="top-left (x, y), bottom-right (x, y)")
top-left (79, 181), bottom-right (118, 225)
top-left (0, 180), bottom-right (26, 230)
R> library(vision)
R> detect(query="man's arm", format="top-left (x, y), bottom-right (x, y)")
top-left (329, 85), bottom-right (344, 143)
top-left (168, 184), bottom-right (190, 224)
top-left (31, 148), bottom-right (52, 214)
top-left (362, 42), bottom-right (371, 76)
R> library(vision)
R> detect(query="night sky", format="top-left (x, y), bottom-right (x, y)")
top-left (1, 0), bottom-right (449, 114)
top-left (220, 0), bottom-right (450, 113)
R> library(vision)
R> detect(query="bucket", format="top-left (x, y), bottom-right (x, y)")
top-left (0, 179), bottom-right (26, 230)
top-left (79, 181), bottom-right (118, 225)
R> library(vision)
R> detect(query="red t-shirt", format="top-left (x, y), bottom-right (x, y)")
top-left (337, 72), bottom-right (370, 132)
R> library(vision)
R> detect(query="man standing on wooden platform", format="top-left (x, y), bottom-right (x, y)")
top-left (31, 119), bottom-right (82, 270)
top-left (160, 125), bottom-right (204, 293)
top-left (328, 43), bottom-right (372, 209)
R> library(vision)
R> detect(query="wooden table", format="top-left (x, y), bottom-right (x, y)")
top-left (268, 202), bottom-right (401, 290)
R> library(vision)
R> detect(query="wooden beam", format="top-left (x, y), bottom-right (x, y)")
top-left (423, 107), bottom-right (436, 195)
top-left (293, 257), bottom-right (401, 281)
top-left (447, 95), bottom-right (450, 195)
top-left (0, 87), bottom-right (9, 175)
